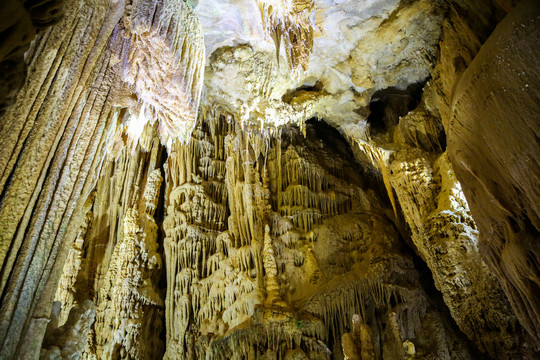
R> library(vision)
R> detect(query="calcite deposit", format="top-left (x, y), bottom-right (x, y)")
top-left (449, 0), bottom-right (540, 345)
top-left (0, 0), bottom-right (63, 115)
top-left (0, 0), bottom-right (539, 360)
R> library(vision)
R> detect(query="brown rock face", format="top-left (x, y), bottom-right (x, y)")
top-left (0, 0), bottom-right (539, 359)
top-left (449, 0), bottom-right (540, 345)
top-left (0, 0), bottom-right (63, 115)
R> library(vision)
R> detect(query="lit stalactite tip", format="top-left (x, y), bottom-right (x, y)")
top-left (256, 0), bottom-right (315, 77)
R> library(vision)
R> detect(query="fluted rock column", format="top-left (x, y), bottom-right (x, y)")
top-left (0, 0), bottom-right (205, 358)
top-left (448, 0), bottom-right (540, 345)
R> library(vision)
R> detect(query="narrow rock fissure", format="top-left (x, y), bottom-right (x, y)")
top-left (155, 144), bottom-right (169, 360)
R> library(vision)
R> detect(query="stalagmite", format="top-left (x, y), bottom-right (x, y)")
top-left (163, 112), bottom-right (232, 359)
top-left (262, 224), bottom-right (285, 307)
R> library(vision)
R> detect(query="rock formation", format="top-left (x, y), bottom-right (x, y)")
top-left (0, 0), bottom-right (539, 359)
top-left (449, 0), bottom-right (540, 345)
top-left (0, 0), bottom-right (64, 115)
top-left (0, 0), bottom-right (203, 358)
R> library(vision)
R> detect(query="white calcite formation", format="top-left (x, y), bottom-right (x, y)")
top-left (256, 0), bottom-right (315, 76)
top-left (118, 0), bottom-right (206, 145)
top-left (196, 0), bottom-right (442, 128)
top-left (0, 0), bottom-right (538, 360)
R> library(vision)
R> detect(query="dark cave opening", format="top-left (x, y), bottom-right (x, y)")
top-left (304, 118), bottom-right (398, 220)
top-left (305, 117), bottom-right (356, 163)
top-left (404, 242), bottom-right (493, 360)
top-left (367, 82), bottom-right (425, 135)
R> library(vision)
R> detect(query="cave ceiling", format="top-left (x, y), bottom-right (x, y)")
top-left (195, 0), bottom-right (442, 132)
top-left (0, 0), bottom-right (539, 360)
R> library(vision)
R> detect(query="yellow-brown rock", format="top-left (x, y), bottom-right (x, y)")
top-left (0, 0), bottom-right (539, 359)
top-left (449, 0), bottom-right (540, 346)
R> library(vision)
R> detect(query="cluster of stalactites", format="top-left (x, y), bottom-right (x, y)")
top-left (305, 275), bottom-right (426, 347)
top-left (160, 113), bottom-right (444, 359)
top-left (93, 169), bottom-right (164, 359)
top-left (117, 0), bottom-right (206, 146)
top-left (256, 0), bottom-right (315, 77)
top-left (273, 145), bottom-right (355, 232)
top-left (163, 111), bottom-right (237, 359)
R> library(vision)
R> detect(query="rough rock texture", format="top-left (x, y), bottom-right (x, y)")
top-left (0, 0), bottom-right (63, 115)
top-left (53, 123), bottom-right (167, 360)
top-left (346, 81), bottom-right (529, 358)
top-left (40, 300), bottom-right (96, 360)
top-left (0, 0), bottom-right (539, 359)
top-left (48, 110), bottom-right (497, 360)
top-left (197, 0), bottom-right (444, 128)
top-left (449, 0), bottom-right (540, 345)
top-left (387, 149), bottom-right (524, 358)
top-left (0, 0), bottom-right (204, 358)
top-left (94, 174), bottom-right (164, 359)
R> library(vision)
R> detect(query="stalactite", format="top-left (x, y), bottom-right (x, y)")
top-left (117, 0), bottom-right (206, 145)
top-left (158, 114), bottom-right (483, 359)
top-left (49, 123), bottom-right (167, 360)
top-left (256, 0), bottom-right (315, 76)
top-left (163, 110), bottom-right (232, 359)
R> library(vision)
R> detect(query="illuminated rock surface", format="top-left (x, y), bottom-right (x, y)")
top-left (0, 0), bottom-right (539, 359)
top-left (449, 0), bottom-right (540, 346)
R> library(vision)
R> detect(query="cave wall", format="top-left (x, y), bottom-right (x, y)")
top-left (449, 0), bottom-right (540, 345)
top-left (0, 2), bottom-right (122, 356)
top-left (0, 0), bottom-right (204, 358)
top-left (0, 0), bottom-right (539, 359)
top-left (0, 0), bottom-right (63, 115)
